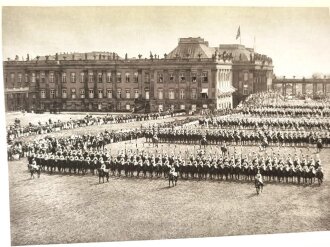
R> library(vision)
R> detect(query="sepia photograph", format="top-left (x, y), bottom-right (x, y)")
top-left (1, 2), bottom-right (330, 247)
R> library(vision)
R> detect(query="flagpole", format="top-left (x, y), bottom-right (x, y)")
top-left (236, 26), bottom-right (241, 45)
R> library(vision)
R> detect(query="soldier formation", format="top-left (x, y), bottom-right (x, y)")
top-left (6, 91), bottom-right (327, 186)
top-left (7, 111), bottom-right (184, 144)
top-left (27, 139), bottom-right (324, 186)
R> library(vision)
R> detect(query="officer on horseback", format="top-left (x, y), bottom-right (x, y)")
top-left (100, 160), bottom-right (106, 172)
top-left (170, 165), bottom-right (177, 177)
top-left (31, 158), bottom-right (39, 170)
top-left (255, 170), bottom-right (264, 186)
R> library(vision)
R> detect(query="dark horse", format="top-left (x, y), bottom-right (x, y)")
top-left (152, 136), bottom-right (159, 148)
top-left (255, 179), bottom-right (263, 195)
top-left (168, 172), bottom-right (178, 187)
top-left (28, 163), bottom-right (41, 179)
top-left (316, 139), bottom-right (323, 153)
top-left (315, 169), bottom-right (324, 186)
top-left (259, 139), bottom-right (268, 152)
top-left (221, 145), bottom-right (228, 156)
top-left (200, 137), bottom-right (208, 148)
top-left (97, 168), bottom-right (110, 183)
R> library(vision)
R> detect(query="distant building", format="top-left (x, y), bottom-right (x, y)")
top-left (3, 37), bottom-right (273, 112)
top-left (218, 44), bottom-right (273, 106)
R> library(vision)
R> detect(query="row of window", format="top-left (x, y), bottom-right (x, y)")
top-left (41, 103), bottom-right (204, 112)
top-left (40, 89), bottom-right (141, 99)
top-left (157, 89), bottom-right (198, 99)
top-left (39, 88), bottom-right (202, 100)
top-left (5, 71), bottom-right (209, 84)
top-left (4, 72), bottom-right (141, 84)
top-left (157, 72), bottom-right (208, 83)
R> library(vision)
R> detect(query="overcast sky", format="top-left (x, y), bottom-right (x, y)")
top-left (2, 6), bottom-right (330, 77)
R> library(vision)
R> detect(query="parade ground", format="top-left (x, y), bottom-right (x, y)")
top-left (7, 113), bottom-right (330, 245)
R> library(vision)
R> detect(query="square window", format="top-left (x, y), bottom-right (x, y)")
top-left (107, 89), bottom-right (112, 98)
top-left (98, 73), bottom-right (103, 83)
top-left (180, 90), bottom-right (185, 99)
top-left (192, 73), bottom-right (197, 83)
top-left (125, 73), bottom-right (130, 83)
top-left (62, 73), bottom-right (67, 83)
top-left (169, 73), bottom-right (174, 81)
top-left (71, 73), bottom-right (76, 83)
top-left (50, 89), bottom-right (55, 99)
top-left (158, 73), bottom-right (163, 83)
top-left (107, 72), bottom-right (112, 83)
top-left (134, 89), bottom-right (139, 99)
top-left (49, 73), bottom-right (54, 83)
top-left (71, 88), bottom-right (76, 99)
top-left (31, 73), bottom-right (36, 83)
top-left (89, 89), bottom-right (94, 98)
top-left (18, 73), bottom-right (22, 83)
top-left (40, 90), bottom-right (46, 99)
top-left (117, 73), bottom-right (122, 83)
top-left (126, 89), bottom-right (131, 99)
top-left (191, 89), bottom-right (197, 99)
top-left (62, 89), bottom-right (67, 98)
top-left (80, 72), bottom-right (85, 83)
top-left (117, 89), bottom-right (122, 98)
top-left (80, 89), bottom-right (85, 98)
top-left (144, 73), bottom-right (150, 83)
top-left (180, 72), bottom-right (185, 82)
top-left (134, 72), bottom-right (138, 83)
top-left (89, 72), bottom-right (93, 83)
top-left (98, 89), bottom-right (103, 98)
top-left (169, 90), bottom-right (175, 99)
top-left (158, 89), bottom-right (163, 99)
top-left (202, 72), bottom-right (208, 83)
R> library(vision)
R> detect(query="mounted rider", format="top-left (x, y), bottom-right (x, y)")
top-left (255, 170), bottom-right (264, 186)
top-left (169, 165), bottom-right (177, 177)
top-left (31, 158), bottom-right (39, 170)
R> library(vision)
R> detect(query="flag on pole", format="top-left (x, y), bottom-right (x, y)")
top-left (236, 26), bottom-right (241, 40)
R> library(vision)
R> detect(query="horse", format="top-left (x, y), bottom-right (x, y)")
top-left (316, 140), bottom-right (323, 153)
top-left (97, 168), bottom-right (110, 183)
top-left (27, 163), bottom-right (41, 179)
top-left (152, 136), bottom-right (159, 148)
top-left (200, 137), bottom-right (208, 149)
top-left (220, 144), bottom-right (228, 156)
top-left (168, 172), bottom-right (178, 187)
top-left (259, 139), bottom-right (268, 151)
top-left (255, 179), bottom-right (263, 195)
top-left (315, 169), bottom-right (324, 186)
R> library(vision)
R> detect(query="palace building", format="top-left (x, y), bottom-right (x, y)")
top-left (3, 37), bottom-right (273, 112)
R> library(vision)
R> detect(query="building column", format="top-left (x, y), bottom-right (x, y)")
top-left (313, 83), bottom-right (317, 97)
top-left (302, 83), bottom-right (306, 95)
top-left (323, 83), bottom-right (326, 95)
top-left (292, 83), bottom-right (296, 95)
top-left (282, 83), bottom-right (286, 96)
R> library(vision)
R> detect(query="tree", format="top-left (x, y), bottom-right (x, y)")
top-left (312, 73), bottom-right (324, 79)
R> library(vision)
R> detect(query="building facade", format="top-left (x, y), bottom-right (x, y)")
top-left (3, 37), bottom-right (273, 112)
top-left (218, 44), bottom-right (273, 106)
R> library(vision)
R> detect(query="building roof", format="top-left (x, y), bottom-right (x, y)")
top-left (32, 51), bottom-right (120, 61)
top-left (167, 37), bottom-right (216, 59)
top-left (218, 44), bottom-right (272, 64)
top-left (218, 44), bottom-right (253, 62)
